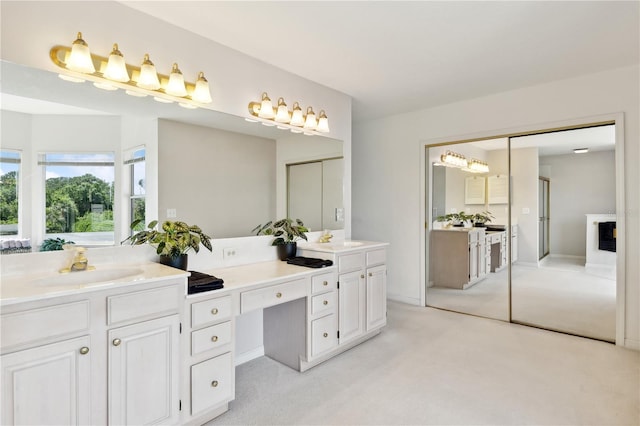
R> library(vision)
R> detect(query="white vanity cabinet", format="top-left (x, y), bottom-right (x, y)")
top-left (181, 294), bottom-right (235, 425)
top-left (0, 274), bottom-right (185, 426)
top-left (511, 225), bottom-right (519, 263)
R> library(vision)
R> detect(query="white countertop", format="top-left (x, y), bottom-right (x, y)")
top-left (297, 240), bottom-right (389, 253)
top-left (0, 261), bottom-right (188, 306)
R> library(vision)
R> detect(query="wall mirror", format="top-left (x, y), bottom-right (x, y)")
top-left (426, 124), bottom-right (617, 342)
top-left (0, 60), bottom-right (343, 244)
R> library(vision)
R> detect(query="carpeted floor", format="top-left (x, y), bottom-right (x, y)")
top-left (427, 256), bottom-right (616, 341)
top-left (207, 301), bottom-right (638, 425)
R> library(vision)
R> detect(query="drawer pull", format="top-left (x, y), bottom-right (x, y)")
top-left (276, 292), bottom-right (282, 298)
top-left (323, 300), bottom-right (328, 306)
top-left (323, 281), bottom-right (328, 286)
top-left (323, 332), bottom-right (328, 338)
top-left (211, 308), bottom-right (219, 315)
top-left (211, 336), bottom-right (218, 342)
top-left (211, 380), bottom-right (219, 387)
top-left (79, 346), bottom-right (90, 355)
top-left (112, 338), bottom-right (121, 347)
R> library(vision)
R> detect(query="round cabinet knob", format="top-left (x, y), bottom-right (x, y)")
top-left (369, 272), bottom-right (373, 277)
top-left (211, 336), bottom-right (218, 342)
top-left (323, 281), bottom-right (328, 286)
top-left (276, 292), bottom-right (282, 298)
top-left (79, 346), bottom-right (90, 355)
top-left (211, 308), bottom-right (219, 315)
top-left (323, 333), bottom-right (328, 338)
top-left (112, 338), bottom-right (121, 347)
top-left (211, 380), bottom-right (219, 388)
top-left (360, 274), bottom-right (365, 279)
top-left (323, 300), bottom-right (329, 305)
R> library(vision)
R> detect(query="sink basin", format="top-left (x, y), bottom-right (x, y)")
top-left (30, 267), bottom-right (144, 287)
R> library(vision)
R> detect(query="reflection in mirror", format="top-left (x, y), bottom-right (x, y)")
top-left (510, 125), bottom-right (616, 342)
top-left (0, 60), bottom-right (343, 244)
top-left (426, 140), bottom-right (510, 322)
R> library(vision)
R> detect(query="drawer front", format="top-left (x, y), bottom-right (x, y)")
top-left (191, 296), bottom-right (232, 328)
top-left (311, 272), bottom-right (336, 294)
top-left (107, 284), bottom-right (182, 325)
top-left (311, 314), bottom-right (337, 357)
top-left (311, 291), bottom-right (336, 317)
top-left (490, 233), bottom-right (501, 244)
top-left (338, 252), bottom-right (364, 273)
top-left (365, 249), bottom-right (386, 267)
top-left (240, 278), bottom-right (307, 313)
top-left (191, 321), bottom-right (232, 356)
top-left (1, 301), bottom-right (90, 351)
top-left (191, 352), bottom-right (233, 416)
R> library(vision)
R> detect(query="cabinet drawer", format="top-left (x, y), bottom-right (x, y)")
top-left (1, 301), bottom-right (90, 351)
top-left (191, 296), bottom-right (232, 328)
top-left (191, 321), bottom-right (232, 356)
top-left (107, 284), bottom-right (181, 325)
top-left (240, 278), bottom-right (307, 313)
top-left (191, 352), bottom-right (233, 416)
top-left (366, 249), bottom-right (386, 267)
top-left (338, 252), bottom-right (364, 273)
top-left (311, 272), bottom-right (336, 294)
top-left (311, 314), bottom-right (337, 357)
top-left (311, 291), bottom-right (336, 317)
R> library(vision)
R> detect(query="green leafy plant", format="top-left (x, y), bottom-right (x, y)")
top-left (436, 212), bottom-right (472, 224)
top-left (252, 218), bottom-right (309, 246)
top-left (122, 219), bottom-right (212, 257)
top-left (40, 237), bottom-right (75, 252)
top-left (470, 211), bottom-right (494, 226)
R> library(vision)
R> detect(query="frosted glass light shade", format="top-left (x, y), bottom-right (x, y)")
top-left (192, 72), bottom-right (212, 103)
top-left (274, 98), bottom-right (290, 123)
top-left (67, 32), bottom-right (95, 73)
top-left (258, 93), bottom-right (275, 119)
top-left (103, 44), bottom-right (129, 82)
top-left (137, 54), bottom-right (160, 90)
top-left (166, 63), bottom-right (187, 97)
top-left (303, 107), bottom-right (317, 130)
top-left (316, 110), bottom-right (330, 133)
top-left (290, 102), bottom-right (304, 126)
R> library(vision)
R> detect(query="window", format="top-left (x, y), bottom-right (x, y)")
top-left (0, 150), bottom-right (21, 236)
top-left (40, 152), bottom-right (115, 245)
top-left (126, 147), bottom-right (146, 233)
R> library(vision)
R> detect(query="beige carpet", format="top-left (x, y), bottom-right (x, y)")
top-left (207, 302), bottom-right (638, 425)
top-left (427, 257), bottom-right (616, 341)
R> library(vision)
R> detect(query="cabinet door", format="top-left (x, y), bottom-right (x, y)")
top-left (108, 315), bottom-right (180, 426)
top-left (338, 270), bottom-right (365, 344)
top-left (469, 241), bottom-right (479, 281)
top-left (1, 336), bottom-right (91, 425)
top-left (366, 265), bottom-right (387, 331)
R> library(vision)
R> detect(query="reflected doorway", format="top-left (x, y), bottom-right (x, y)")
top-left (538, 177), bottom-right (550, 260)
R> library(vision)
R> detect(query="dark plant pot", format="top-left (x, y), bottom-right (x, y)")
top-left (276, 242), bottom-right (297, 261)
top-left (474, 222), bottom-right (487, 228)
top-left (159, 254), bottom-right (188, 270)
top-left (453, 223), bottom-right (464, 227)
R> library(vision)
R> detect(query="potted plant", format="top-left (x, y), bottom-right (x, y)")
top-left (470, 211), bottom-right (494, 227)
top-left (252, 218), bottom-right (308, 260)
top-left (436, 212), bottom-right (472, 227)
top-left (123, 219), bottom-right (212, 270)
top-left (40, 237), bottom-right (75, 251)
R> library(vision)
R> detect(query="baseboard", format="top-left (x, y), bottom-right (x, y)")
top-left (235, 346), bottom-right (264, 366)
top-left (624, 338), bottom-right (640, 351)
top-left (387, 293), bottom-right (422, 306)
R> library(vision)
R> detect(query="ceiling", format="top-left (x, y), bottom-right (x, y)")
top-left (121, 1), bottom-right (639, 122)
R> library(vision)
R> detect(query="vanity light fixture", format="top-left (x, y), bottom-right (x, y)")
top-left (50, 32), bottom-right (213, 108)
top-left (465, 158), bottom-right (490, 173)
top-left (247, 94), bottom-right (330, 136)
top-left (574, 148), bottom-right (589, 154)
top-left (440, 151), bottom-right (468, 168)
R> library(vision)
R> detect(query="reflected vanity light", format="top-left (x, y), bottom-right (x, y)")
top-left (247, 93), bottom-right (331, 136)
top-left (50, 31), bottom-right (213, 109)
top-left (573, 148), bottom-right (589, 154)
top-left (439, 151), bottom-right (490, 173)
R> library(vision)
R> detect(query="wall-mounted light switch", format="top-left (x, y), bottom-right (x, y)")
top-left (522, 207), bottom-right (530, 214)
top-left (167, 208), bottom-right (177, 218)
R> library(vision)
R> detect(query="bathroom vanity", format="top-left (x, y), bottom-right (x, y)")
top-left (0, 240), bottom-right (388, 425)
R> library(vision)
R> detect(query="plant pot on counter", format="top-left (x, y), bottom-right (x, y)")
top-left (276, 242), bottom-right (297, 261)
top-left (159, 254), bottom-right (188, 271)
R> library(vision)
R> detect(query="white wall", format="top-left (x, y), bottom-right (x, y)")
top-left (157, 119), bottom-right (276, 238)
top-left (353, 65), bottom-right (639, 348)
top-left (541, 150), bottom-right (616, 257)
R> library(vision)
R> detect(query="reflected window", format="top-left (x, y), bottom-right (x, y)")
top-left (0, 150), bottom-right (21, 236)
top-left (40, 152), bottom-right (115, 245)
top-left (126, 147), bottom-right (146, 233)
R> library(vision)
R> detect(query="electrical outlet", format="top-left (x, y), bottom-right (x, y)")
top-left (522, 207), bottom-right (530, 214)
top-left (167, 208), bottom-right (177, 218)
top-left (223, 248), bottom-right (237, 259)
